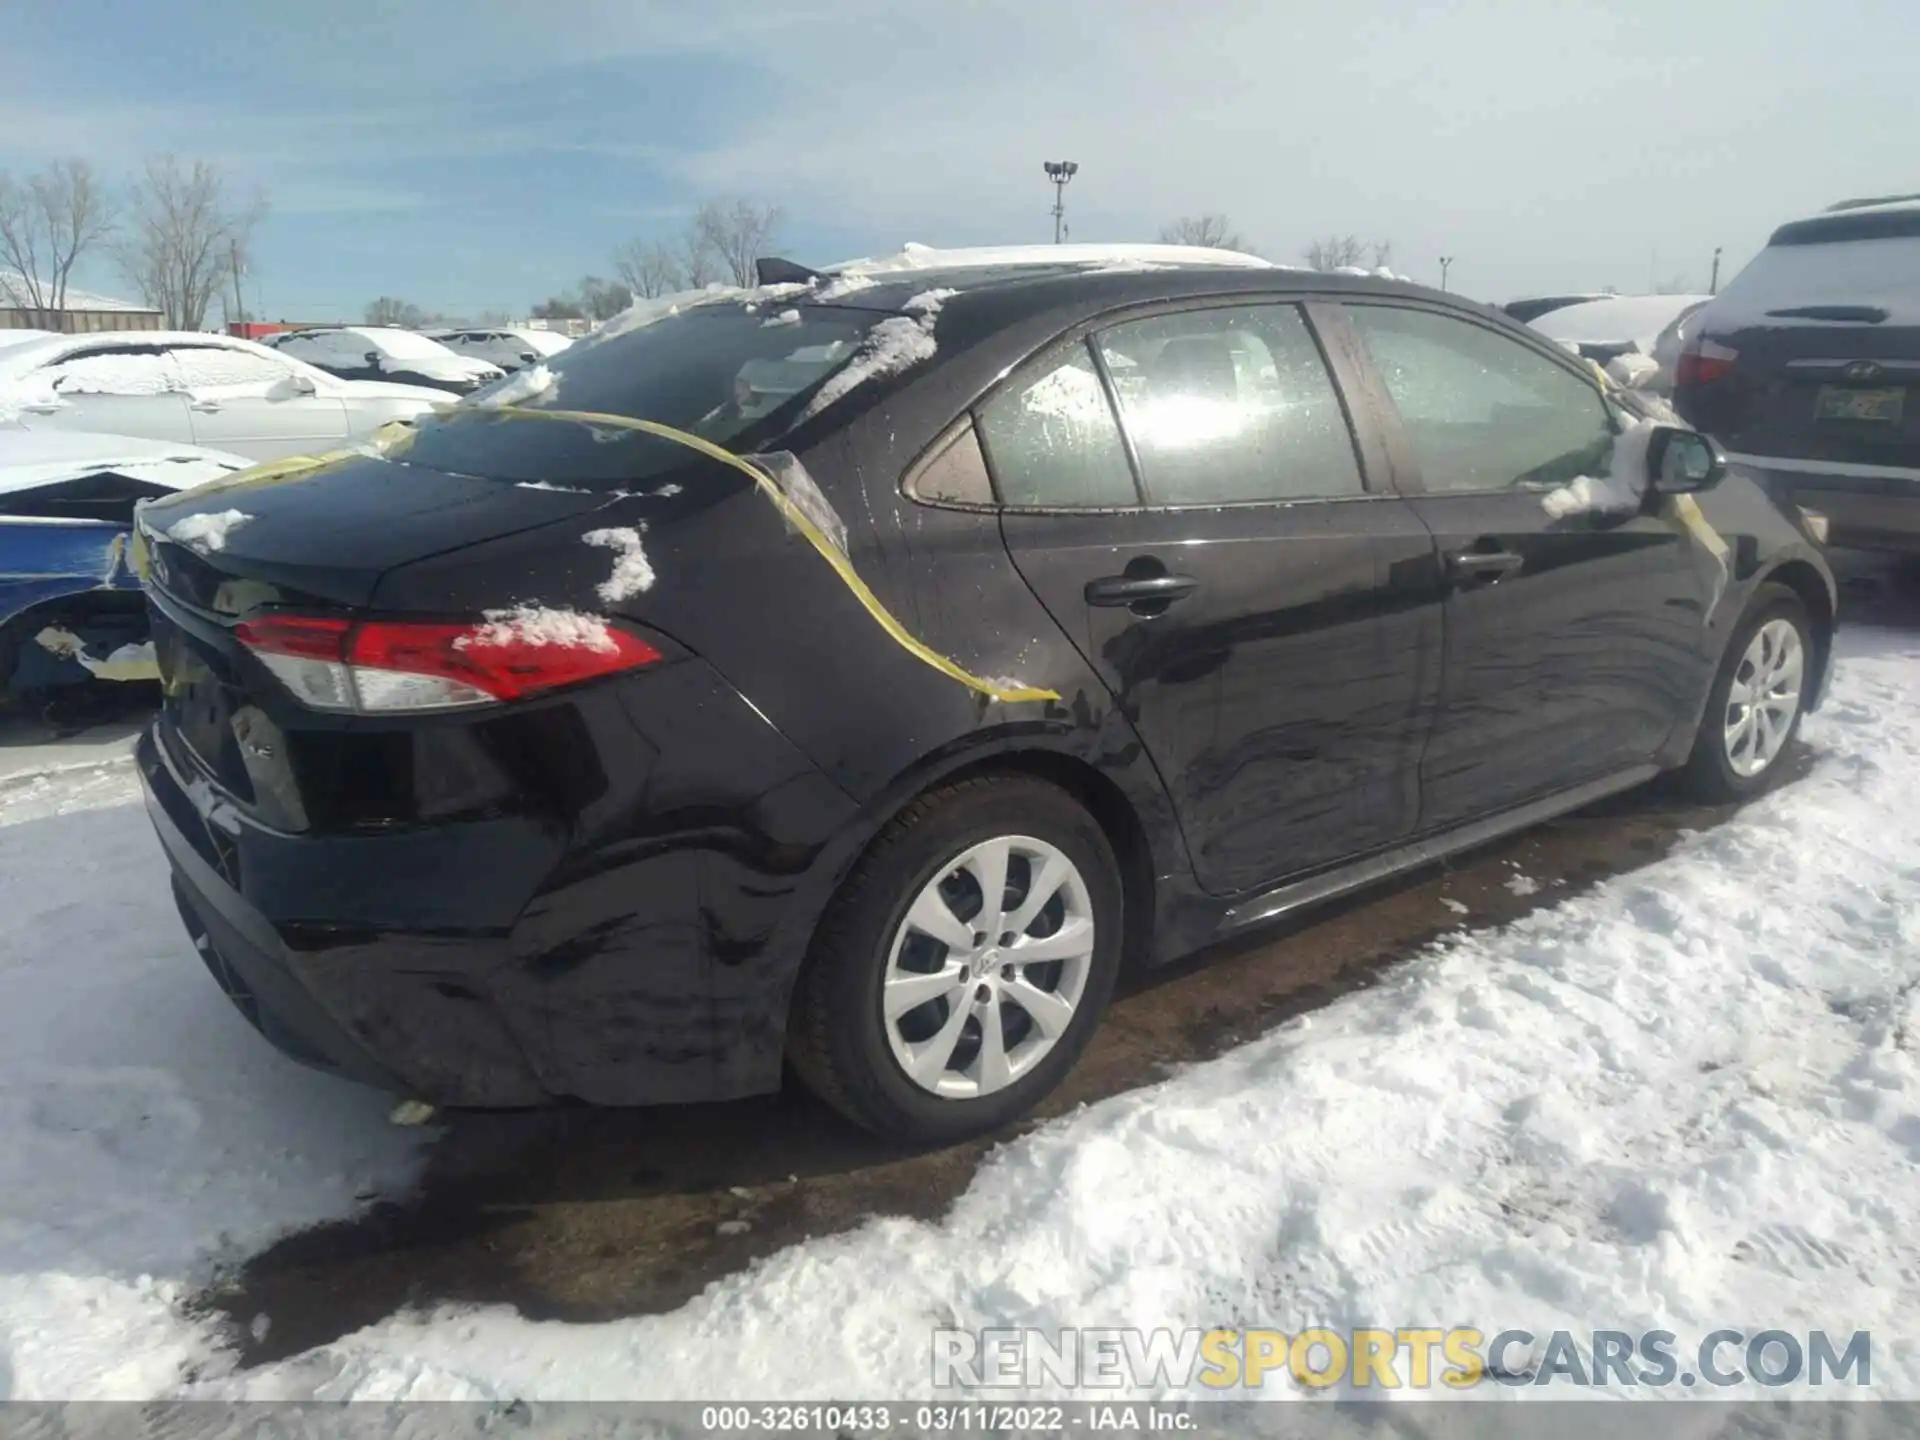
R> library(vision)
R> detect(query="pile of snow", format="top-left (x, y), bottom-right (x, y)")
top-left (1541, 417), bottom-right (1657, 519)
top-left (828, 241), bottom-right (1274, 274)
top-left (581, 526), bottom-right (654, 601)
top-left (459, 604), bottom-right (616, 653)
top-left (801, 287), bottom-right (954, 418)
top-left (470, 362), bottom-right (556, 409)
top-left (0, 768), bottom-right (423, 1398)
top-left (165, 509), bottom-right (251, 554)
top-left (0, 430), bottom-right (249, 497)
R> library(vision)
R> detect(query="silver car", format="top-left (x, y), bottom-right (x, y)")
top-left (0, 330), bottom-right (449, 462)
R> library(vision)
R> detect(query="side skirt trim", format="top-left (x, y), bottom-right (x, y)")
top-left (1219, 764), bottom-right (1662, 933)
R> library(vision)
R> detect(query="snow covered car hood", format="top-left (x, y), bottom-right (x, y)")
top-left (1531, 295), bottom-right (1712, 353)
top-left (0, 428), bottom-right (251, 502)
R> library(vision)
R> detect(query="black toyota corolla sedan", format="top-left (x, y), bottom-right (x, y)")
top-left (132, 247), bottom-right (1836, 1144)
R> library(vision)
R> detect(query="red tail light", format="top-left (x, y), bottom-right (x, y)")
top-left (235, 612), bottom-right (663, 713)
top-left (1675, 337), bottom-right (1738, 389)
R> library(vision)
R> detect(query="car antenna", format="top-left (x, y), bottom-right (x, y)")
top-left (756, 257), bottom-right (828, 287)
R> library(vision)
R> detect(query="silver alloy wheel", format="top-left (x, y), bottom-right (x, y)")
top-left (882, 834), bottom-right (1095, 1100)
top-left (1724, 617), bottom-right (1804, 778)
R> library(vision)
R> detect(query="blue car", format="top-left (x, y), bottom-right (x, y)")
top-left (0, 428), bottom-right (248, 713)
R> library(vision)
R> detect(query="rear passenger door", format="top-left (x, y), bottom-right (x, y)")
top-left (1336, 301), bottom-right (1707, 829)
top-left (988, 301), bottom-right (1444, 896)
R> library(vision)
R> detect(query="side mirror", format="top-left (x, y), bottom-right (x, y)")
top-left (1646, 426), bottom-right (1725, 494)
top-left (269, 372), bottom-right (317, 399)
top-left (518, 351), bottom-right (538, 365)
top-left (364, 351), bottom-right (382, 367)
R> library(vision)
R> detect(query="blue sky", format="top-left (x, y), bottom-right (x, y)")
top-left (3, 0), bottom-right (1916, 320)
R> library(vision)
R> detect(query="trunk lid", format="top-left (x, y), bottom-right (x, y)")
top-left (137, 451), bottom-right (619, 611)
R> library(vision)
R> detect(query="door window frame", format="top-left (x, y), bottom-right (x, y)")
top-left (1321, 298), bottom-right (1622, 499)
top-left (902, 293), bottom-right (1403, 515)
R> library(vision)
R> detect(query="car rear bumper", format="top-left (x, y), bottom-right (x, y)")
top-left (1729, 453), bottom-right (1920, 553)
top-left (140, 723), bottom-right (557, 1104)
top-left (136, 659), bottom-right (862, 1108)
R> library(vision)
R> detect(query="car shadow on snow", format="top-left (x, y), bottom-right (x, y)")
top-left (196, 747), bottom-right (1812, 1368)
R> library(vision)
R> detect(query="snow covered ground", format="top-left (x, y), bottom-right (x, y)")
top-left (2, 625), bottom-right (1916, 1406)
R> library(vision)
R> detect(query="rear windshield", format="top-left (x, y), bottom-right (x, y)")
top-left (393, 304), bottom-right (876, 487)
top-left (1712, 210), bottom-right (1920, 327)
top-left (356, 327), bottom-right (458, 360)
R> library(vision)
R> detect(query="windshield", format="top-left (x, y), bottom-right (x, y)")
top-left (394, 303), bottom-right (876, 487)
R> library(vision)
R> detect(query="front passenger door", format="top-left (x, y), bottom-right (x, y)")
top-left (168, 345), bottom-right (351, 460)
top-left (1340, 302), bottom-right (1709, 829)
top-left (990, 302), bottom-right (1444, 896)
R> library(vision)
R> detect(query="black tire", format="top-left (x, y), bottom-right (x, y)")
top-left (788, 775), bottom-right (1124, 1145)
top-left (1680, 583), bottom-right (1815, 802)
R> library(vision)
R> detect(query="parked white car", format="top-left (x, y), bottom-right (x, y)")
top-left (264, 326), bottom-right (503, 395)
top-left (0, 331), bottom-right (448, 462)
top-left (427, 325), bottom-right (573, 373)
top-left (1529, 294), bottom-right (1712, 392)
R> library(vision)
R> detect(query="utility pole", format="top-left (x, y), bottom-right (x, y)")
top-left (1043, 161), bottom-right (1079, 244)
top-left (228, 239), bottom-right (246, 330)
top-left (1439, 255), bottom-right (1454, 292)
top-left (1710, 246), bottom-right (1723, 294)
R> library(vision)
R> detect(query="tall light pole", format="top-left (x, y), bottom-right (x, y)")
top-left (1044, 161), bottom-right (1078, 244)
top-left (1710, 246), bottom-right (1723, 294)
top-left (1439, 255), bottom-right (1454, 292)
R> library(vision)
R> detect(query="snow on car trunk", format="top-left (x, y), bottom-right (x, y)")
top-left (3, 628), bottom-right (1918, 1402)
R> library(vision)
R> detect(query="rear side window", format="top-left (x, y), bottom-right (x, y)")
top-left (1093, 304), bottom-right (1363, 504)
top-left (1349, 305), bottom-right (1612, 494)
top-left (976, 344), bottom-right (1138, 507)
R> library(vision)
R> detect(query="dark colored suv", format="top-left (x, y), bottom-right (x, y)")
top-left (134, 253), bottom-right (1835, 1144)
top-left (1675, 203), bottom-right (1920, 551)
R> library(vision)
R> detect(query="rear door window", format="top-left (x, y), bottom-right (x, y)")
top-left (1092, 304), bottom-right (1364, 504)
top-left (1348, 305), bottom-right (1612, 493)
top-left (975, 344), bottom-right (1139, 507)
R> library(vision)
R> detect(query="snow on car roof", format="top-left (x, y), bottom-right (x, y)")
top-left (825, 242), bottom-right (1277, 275)
top-left (0, 427), bottom-right (250, 498)
top-left (0, 329), bottom-right (296, 379)
top-left (1530, 294), bottom-right (1711, 347)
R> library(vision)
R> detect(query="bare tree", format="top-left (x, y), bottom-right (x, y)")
top-left (116, 156), bottom-right (264, 331)
top-left (613, 238), bottom-right (684, 298)
top-left (692, 198), bottom-right (784, 288)
top-left (1370, 240), bottom-right (1394, 269)
top-left (0, 159), bottom-right (116, 327)
top-left (1158, 214), bottom-right (1247, 251)
top-left (1303, 234), bottom-right (1374, 271)
top-left (1653, 273), bottom-right (1694, 296)
top-left (364, 296), bottom-right (428, 327)
top-left (576, 275), bottom-right (632, 322)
